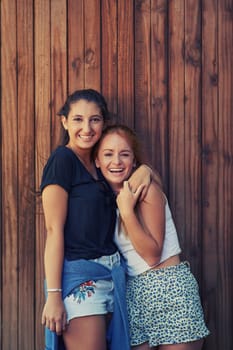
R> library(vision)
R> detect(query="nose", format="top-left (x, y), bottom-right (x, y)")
top-left (82, 120), bottom-right (91, 133)
top-left (112, 154), bottom-right (121, 165)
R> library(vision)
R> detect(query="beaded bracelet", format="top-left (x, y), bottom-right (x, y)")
top-left (47, 288), bottom-right (62, 292)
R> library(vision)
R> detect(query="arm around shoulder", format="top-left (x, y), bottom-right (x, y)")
top-left (128, 164), bottom-right (163, 200)
top-left (118, 181), bottom-right (166, 266)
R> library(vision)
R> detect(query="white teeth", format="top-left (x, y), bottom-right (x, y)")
top-left (110, 168), bottom-right (123, 173)
top-left (79, 135), bottom-right (93, 140)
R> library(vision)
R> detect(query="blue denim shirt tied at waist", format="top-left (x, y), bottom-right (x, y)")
top-left (45, 259), bottom-right (130, 350)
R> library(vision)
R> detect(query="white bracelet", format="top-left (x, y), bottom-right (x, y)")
top-left (47, 288), bottom-right (62, 292)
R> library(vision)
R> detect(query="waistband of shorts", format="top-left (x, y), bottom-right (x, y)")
top-left (91, 251), bottom-right (120, 266)
top-left (134, 261), bottom-right (190, 278)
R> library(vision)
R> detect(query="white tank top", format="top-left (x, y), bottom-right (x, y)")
top-left (114, 199), bottom-right (182, 276)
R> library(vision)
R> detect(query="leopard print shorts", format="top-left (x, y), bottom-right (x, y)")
top-left (126, 261), bottom-right (210, 346)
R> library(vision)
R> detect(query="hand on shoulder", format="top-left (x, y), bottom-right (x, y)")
top-left (141, 179), bottom-right (166, 207)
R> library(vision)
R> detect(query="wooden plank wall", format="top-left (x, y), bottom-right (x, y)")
top-left (0, 1), bottom-right (232, 349)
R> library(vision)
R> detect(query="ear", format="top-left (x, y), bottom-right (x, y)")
top-left (61, 116), bottom-right (68, 130)
top-left (133, 158), bottom-right (137, 168)
top-left (95, 157), bottom-right (100, 168)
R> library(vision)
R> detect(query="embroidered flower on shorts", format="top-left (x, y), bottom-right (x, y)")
top-left (68, 281), bottom-right (96, 303)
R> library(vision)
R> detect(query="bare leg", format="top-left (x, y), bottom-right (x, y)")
top-left (132, 342), bottom-right (157, 350)
top-left (159, 339), bottom-right (204, 350)
top-left (131, 339), bottom-right (203, 350)
top-left (63, 314), bottom-right (107, 350)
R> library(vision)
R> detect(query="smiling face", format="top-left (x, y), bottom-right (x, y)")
top-left (62, 99), bottom-right (104, 154)
top-left (95, 132), bottom-right (135, 192)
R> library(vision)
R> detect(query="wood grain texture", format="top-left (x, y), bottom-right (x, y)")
top-left (1, 0), bottom-right (18, 349)
top-left (168, 0), bottom-right (186, 248)
top-left (68, 0), bottom-right (85, 92)
top-left (51, 0), bottom-right (67, 150)
top-left (101, 0), bottom-right (118, 119)
top-left (183, 0), bottom-right (202, 275)
top-left (151, 0), bottom-right (169, 186)
top-left (117, 0), bottom-right (134, 125)
top-left (17, 0), bottom-right (35, 348)
top-left (0, 1), bottom-right (232, 349)
top-left (84, 0), bottom-right (101, 90)
top-left (202, 0), bottom-right (219, 348)
top-left (134, 0), bottom-right (152, 156)
top-left (34, 0), bottom-right (51, 348)
top-left (216, 0), bottom-right (233, 348)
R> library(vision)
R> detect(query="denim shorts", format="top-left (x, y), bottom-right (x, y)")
top-left (64, 251), bottom-right (120, 321)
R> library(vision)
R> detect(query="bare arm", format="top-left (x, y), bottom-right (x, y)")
top-left (116, 180), bottom-right (166, 266)
top-left (41, 185), bottom-right (68, 335)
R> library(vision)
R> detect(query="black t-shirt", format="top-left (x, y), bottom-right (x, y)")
top-left (40, 146), bottom-right (117, 260)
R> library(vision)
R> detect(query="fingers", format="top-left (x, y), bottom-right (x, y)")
top-left (123, 180), bottom-right (130, 190)
top-left (55, 319), bottom-right (63, 335)
top-left (62, 312), bottom-right (67, 332)
top-left (139, 187), bottom-right (147, 201)
top-left (124, 180), bottom-right (137, 194)
top-left (123, 180), bottom-right (144, 195)
top-left (138, 185), bottom-right (149, 201)
top-left (121, 181), bottom-right (145, 203)
top-left (45, 318), bottom-right (63, 335)
top-left (41, 313), bottom-right (46, 326)
top-left (48, 320), bottom-right (56, 333)
top-left (42, 314), bottom-right (67, 335)
top-left (134, 184), bottom-right (145, 201)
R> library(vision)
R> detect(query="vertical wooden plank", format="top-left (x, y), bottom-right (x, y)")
top-left (183, 0), bottom-right (202, 275)
top-left (117, 0), bottom-right (134, 125)
top-left (134, 0), bottom-right (151, 154)
top-left (151, 0), bottom-right (169, 185)
top-left (216, 0), bottom-right (233, 349)
top-left (0, 0), bottom-right (2, 345)
top-left (68, 0), bottom-right (84, 92)
top-left (51, 0), bottom-right (67, 149)
top-left (168, 0), bottom-right (185, 246)
top-left (202, 1), bottom-right (218, 349)
top-left (17, 0), bottom-right (35, 349)
top-left (101, 0), bottom-right (118, 119)
top-left (84, 0), bottom-right (101, 90)
top-left (0, 2), bottom-right (232, 349)
top-left (1, 0), bottom-right (18, 349)
top-left (34, 0), bottom-right (51, 348)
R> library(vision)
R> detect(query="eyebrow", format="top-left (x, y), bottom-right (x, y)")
top-left (72, 114), bottom-right (103, 118)
top-left (102, 148), bottom-right (132, 152)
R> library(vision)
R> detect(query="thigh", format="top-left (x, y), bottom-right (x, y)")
top-left (63, 314), bottom-right (107, 350)
top-left (159, 339), bottom-right (204, 350)
top-left (132, 342), bottom-right (157, 350)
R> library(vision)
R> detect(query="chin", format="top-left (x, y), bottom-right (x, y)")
top-left (108, 180), bottom-right (122, 190)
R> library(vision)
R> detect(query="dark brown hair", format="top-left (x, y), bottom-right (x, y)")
top-left (58, 89), bottom-right (109, 145)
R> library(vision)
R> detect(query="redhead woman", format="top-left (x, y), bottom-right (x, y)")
top-left (95, 124), bottom-right (210, 350)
